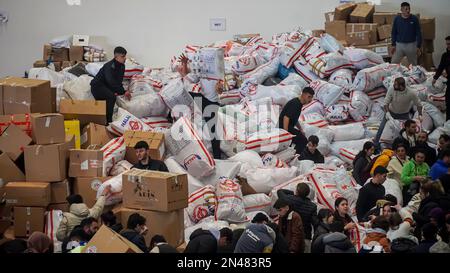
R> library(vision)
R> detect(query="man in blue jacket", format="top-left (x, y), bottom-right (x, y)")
top-left (430, 149), bottom-right (450, 180)
top-left (391, 2), bottom-right (422, 65)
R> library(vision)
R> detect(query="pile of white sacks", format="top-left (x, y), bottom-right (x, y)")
top-left (28, 28), bottom-right (448, 251)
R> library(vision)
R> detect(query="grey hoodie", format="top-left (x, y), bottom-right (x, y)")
top-left (322, 232), bottom-right (356, 253)
top-left (234, 224), bottom-right (276, 253)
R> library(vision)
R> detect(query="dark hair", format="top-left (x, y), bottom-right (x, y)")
top-left (296, 183), bottom-right (310, 199)
top-left (308, 135), bottom-right (319, 146)
top-left (440, 134), bottom-right (450, 143)
top-left (446, 213), bottom-right (450, 224)
top-left (389, 213), bottom-right (403, 228)
top-left (127, 213), bottom-right (146, 229)
top-left (0, 239), bottom-right (27, 254)
top-left (134, 140), bottom-right (149, 150)
top-left (401, 2), bottom-right (410, 8)
top-left (393, 142), bottom-right (407, 153)
top-left (101, 211), bottom-right (117, 226)
top-left (114, 46), bottom-right (127, 55)
top-left (80, 217), bottom-right (98, 228)
top-left (150, 235), bottom-right (166, 249)
top-left (353, 141), bottom-right (374, 166)
top-left (66, 194), bottom-right (83, 205)
top-left (317, 209), bottom-right (333, 223)
top-left (384, 194), bottom-right (398, 205)
top-left (251, 212), bottom-right (269, 224)
top-left (404, 119), bottom-right (416, 129)
top-left (394, 77), bottom-right (406, 86)
top-left (302, 87), bottom-right (315, 96)
top-left (414, 148), bottom-right (426, 157)
top-left (446, 36), bottom-right (450, 41)
top-left (439, 149), bottom-right (450, 159)
top-left (274, 198), bottom-right (290, 210)
top-left (334, 197), bottom-right (348, 210)
top-left (422, 223), bottom-right (438, 240)
top-left (220, 228), bottom-right (233, 244)
top-left (373, 166), bottom-right (388, 176)
top-left (372, 216), bottom-right (390, 232)
top-left (329, 220), bottom-right (345, 233)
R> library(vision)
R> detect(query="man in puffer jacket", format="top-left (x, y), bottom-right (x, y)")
top-left (56, 186), bottom-right (111, 242)
top-left (185, 228), bottom-right (219, 253)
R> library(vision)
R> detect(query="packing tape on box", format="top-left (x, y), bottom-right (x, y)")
top-left (26, 221), bottom-right (31, 237)
top-left (26, 207), bottom-right (31, 215)
top-left (45, 117), bottom-right (51, 128)
top-left (35, 145), bottom-right (43, 156)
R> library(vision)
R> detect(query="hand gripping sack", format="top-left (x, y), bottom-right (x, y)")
top-left (243, 193), bottom-right (273, 215)
top-left (165, 117), bottom-right (215, 178)
top-left (325, 104), bottom-right (350, 122)
top-left (215, 178), bottom-right (248, 223)
top-left (329, 69), bottom-right (354, 89)
top-left (109, 108), bottom-right (151, 136)
top-left (188, 185), bottom-right (217, 223)
top-left (101, 137), bottom-right (126, 176)
top-left (308, 53), bottom-right (353, 78)
top-left (343, 48), bottom-right (384, 70)
top-left (328, 122), bottom-right (365, 142)
top-left (96, 172), bottom-right (125, 206)
top-left (310, 80), bottom-right (344, 108)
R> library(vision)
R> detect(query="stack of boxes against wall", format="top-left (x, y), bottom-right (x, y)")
top-left (323, 2), bottom-right (436, 70)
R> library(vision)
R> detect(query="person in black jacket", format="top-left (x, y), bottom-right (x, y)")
top-left (218, 228), bottom-right (234, 253)
top-left (185, 228), bottom-right (219, 253)
top-left (392, 120), bottom-right (418, 153)
top-left (409, 131), bottom-right (437, 167)
top-left (433, 36), bottom-right (450, 120)
top-left (299, 135), bottom-right (324, 163)
top-left (352, 141), bottom-right (375, 186)
top-left (312, 209), bottom-right (333, 243)
top-left (149, 235), bottom-right (178, 253)
top-left (356, 166), bottom-right (388, 221)
top-left (100, 210), bottom-right (123, 233)
top-left (277, 183), bottom-right (317, 252)
top-left (120, 213), bottom-right (149, 253)
top-left (133, 141), bottom-right (168, 171)
top-left (311, 220), bottom-right (356, 253)
top-left (90, 46), bottom-right (130, 124)
top-left (414, 223), bottom-right (439, 253)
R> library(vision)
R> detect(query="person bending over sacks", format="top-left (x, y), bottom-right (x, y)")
top-left (278, 87), bottom-right (314, 155)
top-left (299, 135), bottom-right (324, 163)
top-left (133, 141), bottom-right (168, 171)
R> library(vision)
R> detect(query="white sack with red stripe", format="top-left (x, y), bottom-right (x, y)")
top-left (310, 80), bottom-right (344, 108)
top-left (319, 33), bottom-right (344, 54)
top-left (129, 74), bottom-right (163, 94)
top-left (280, 34), bottom-right (314, 68)
top-left (329, 69), bottom-right (354, 89)
top-left (307, 167), bottom-right (342, 211)
top-left (109, 108), bottom-right (151, 136)
top-left (328, 122), bottom-right (365, 142)
top-left (124, 58), bottom-right (144, 79)
top-left (215, 178), bottom-right (248, 223)
top-left (165, 117), bottom-right (215, 178)
top-left (109, 160), bottom-right (133, 177)
top-left (330, 139), bottom-right (370, 158)
top-left (96, 172), bottom-right (125, 206)
top-left (301, 100), bottom-right (325, 116)
top-left (429, 123), bottom-right (450, 145)
top-left (352, 63), bottom-right (406, 92)
top-left (245, 166), bottom-right (299, 194)
top-left (366, 102), bottom-right (385, 126)
top-left (229, 150), bottom-right (264, 179)
top-left (160, 78), bottom-right (196, 117)
top-left (243, 193), bottom-right (272, 215)
top-left (275, 146), bottom-right (297, 164)
top-left (324, 156), bottom-right (345, 168)
top-left (45, 210), bottom-right (64, 243)
top-left (199, 160), bottom-right (241, 186)
top-left (404, 66), bottom-right (427, 85)
top-left (279, 72), bottom-right (308, 90)
top-left (366, 87), bottom-right (387, 100)
top-left (244, 83), bottom-right (301, 107)
top-left (245, 128), bottom-right (294, 154)
top-left (350, 91), bottom-right (372, 118)
top-left (165, 156), bottom-right (205, 194)
top-left (422, 102), bottom-right (445, 128)
top-left (261, 153), bottom-right (288, 168)
top-left (308, 53), bottom-right (353, 78)
top-left (338, 147), bottom-right (358, 164)
top-left (299, 112), bottom-right (329, 128)
top-left (333, 167), bottom-right (358, 216)
top-left (349, 224), bottom-right (367, 252)
top-left (141, 116), bottom-right (172, 129)
top-left (383, 178), bottom-right (403, 206)
top-left (62, 75), bottom-right (95, 100)
top-left (188, 185), bottom-right (217, 223)
top-left (425, 75), bottom-right (447, 94)
top-left (219, 90), bottom-right (241, 105)
top-left (343, 48), bottom-right (384, 70)
top-left (427, 93), bottom-right (446, 111)
top-left (232, 54), bottom-right (259, 75)
top-left (412, 84), bottom-right (430, 101)
top-left (325, 104), bottom-right (350, 122)
top-left (101, 137), bottom-right (126, 176)
top-left (292, 60), bottom-right (318, 83)
top-left (419, 111), bottom-right (434, 132)
top-left (242, 57), bottom-right (280, 85)
top-left (116, 92), bottom-right (168, 118)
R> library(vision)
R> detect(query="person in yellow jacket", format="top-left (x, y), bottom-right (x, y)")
top-left (370, 149), bottom-right (395, 176)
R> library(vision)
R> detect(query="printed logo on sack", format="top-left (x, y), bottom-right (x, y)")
top-left (184, 154), bottom-right (201, 169)
top-left (121, 115), bottom-right (132, 127)
top-left (129, 121), bottom-right (143, 131)
top-left (239, 56), bottom-right (251, 66)
top-left (193, 206), bottom-right (209, 222)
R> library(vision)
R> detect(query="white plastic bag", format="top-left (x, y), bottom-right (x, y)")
top-left (302, 100), bottom-right (325, 116)
top-left (160, 78), bottom-right (196, 118)
top-left (422, 102), bottom-right (445, 128)
top-left (63, 75), bottom-right (95, 100)
top-left (343, 48), bottom-right (384, 70)
top-left (96, 172), bottom-right (124, 206)
top-left (353, 63), bottom-right (404, 92)
top-left (308, 53), bottom-right (353, 78)
top-left (246, 166), bottom-right (299, 194)
top-left (328, 122), bottom-right (365, 142)
top-left (188, 185), bottom-right (217, 223)
top-left (215, 178), bottom-right (248, 223)
top-left (261, 153), bottom-right (288, 168)
top-left (85, 62), bottom-right (106, 77)
top-left (310, 80), bottom-right (344, 107)
top-left (325, 104), bottom-right (350, 122)
top-left (28, 68), bottom-right (65, 87)
top-left (165, 156), bottom-right (205, 194)
top-left (109, 160), bottom-right (133, 176)
top-left (109, 108), bottom-right (151, 136)
top-left (329, 69), bottom-right (354, 88)
top-left (383, 178), bottom-right (403, 206)
top-left (299, 112), bottom-right (329, 128)
top-left (244, 129), bottom-right (293, 154)
top-left (116, 92), bottom-right (168, 118)
top-left (319, 33), bottom-right (344, 54)
top-left (279, 72), bottom-right (308, 90)
top-left (101, 137), bottom-right (126, 176)
top-left (294, 60), bottom-right (319, 83)
top-left (242, 57), bottom-right (280, 85)
top-left (350, 91), bottom-right (372, 117)
top-left (141, 116), bottom-right (172, 129)
top-left (243, 194), bottom-right (273, 215)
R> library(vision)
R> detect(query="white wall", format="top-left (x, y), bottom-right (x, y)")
top-left (0, 0), bottom-right (449, 77)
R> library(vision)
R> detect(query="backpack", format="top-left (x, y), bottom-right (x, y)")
top-left (390, 238), bottom-right (418, 253)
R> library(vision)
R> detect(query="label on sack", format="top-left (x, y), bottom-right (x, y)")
top-left (86, 246), bottom-right (97, 253)
top-left (91, 179), bottom-right (102, 191)
top-left (80, 160), bottom-right (89, 170)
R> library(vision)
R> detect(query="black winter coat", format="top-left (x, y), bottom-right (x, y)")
top-left (184, 229), bottom-right (218, 253)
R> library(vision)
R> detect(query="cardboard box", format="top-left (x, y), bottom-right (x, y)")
top-left (373, 12), bottom-right (397, 25)
top-left (420, 17), bottom-right (436, 40)
top-left (31, 113), bottom-right (65, 145)
top-left (69, 149), bottom-right (103, 177)
top-left (69, 46), bottom-right (84, 62)
top-left (53, 61), bottom-right (62, 72)
top-left (422, 39), bottom-right (434, 53)
top-left (0, 204), bottom-right (13, 234)
top-left (62, 61), bottom-right (76, 69)
top-left (122, 169), bottom-right (188, 212)
top-left (43, 44), bottom-right (52, 61)
top-left (33, 60), bottom-right (47, 68)
top-left (123, 131), bottom-right (165, 164)
top-left (325, 20), bottom-right (347, 41)
top-left (116, 207), bottom-right (184, 247)
top-left (420, 53), bottom-right (435, 71)
top-left (346, 23), bottom-right (378, 33)
top-left (350, 3), bottom-right (375, 23)
top-left (82, 225), bottom-right (143, 253)
top-left (14, 207), bottom-right (45, 238)
top-left (347, 31), bottom-right (377, 46)
top-left (0, 77), bottom-right (55, 114)
top-left (48, 202), bottom-right (70, 212)
top-left (377, 24), bottom-right (392, 41)
top-left (65, 120), bottom-right (81, 149)
top-left (324, 12), bottom-right (335, 23)
top-left (334, 3), bottom-right (357, 21)
top-left (0, 151), bottom-right (25, 184)
top-left (59, 100), bottom-right (106, 128)
top-left (5, 182), bottom-right (51, 207)
top-left (24, 138), bottom-right (74, 182)
top-left (50, 180), bottom-right (70, 204)
top-left (311, 29), bottom-right (325, 38)
top-left (176, 242), bottom-right (187, 253)
top-left (0, 84), bottom-right (3, 115)
top-left (358, 43), bottom-right (393, 58)
top-left (0, 114), bottom-right (32, 136)
top-left (51, 47), bottom-right (69, 62)
top-left (80, 122), bottom-right (114, 149)
top-left (0, 124), bottom-right (32, 161)
top-left (73, 35), bottom-right (90, 47)
top-left (73, 177), bottom-right (111, 207)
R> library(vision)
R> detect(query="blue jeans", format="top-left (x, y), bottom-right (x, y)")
top-left (374, 111), bottom-right (411, 151)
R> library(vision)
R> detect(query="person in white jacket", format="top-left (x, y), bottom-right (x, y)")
top-left (387, 208), bottom-right (418, 244)
top-left (387, 143), bottom-right (410, 189)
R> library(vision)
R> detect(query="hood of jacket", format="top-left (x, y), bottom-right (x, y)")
top-left (189, 229), bottom-right (214, 241)
top-left (69, 203), bottom-right (90, 218)
top-left (381, 149), bottom-right (394, 157)
top-left (322, 232), bottom-right (353, 250)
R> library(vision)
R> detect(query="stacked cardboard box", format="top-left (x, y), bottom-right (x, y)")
top-left (114, 169), bottom-right (188, 248)
top-left (80, 122), bottom-right (114, 149)
top-left (37, 44), bottom-right (85, 72)
top-left (123, 131), bottom-right (165, 165)
top-left (419, 17), bottom-right (436, 70)
top-left (59, 100), bottom-right (107, 128)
